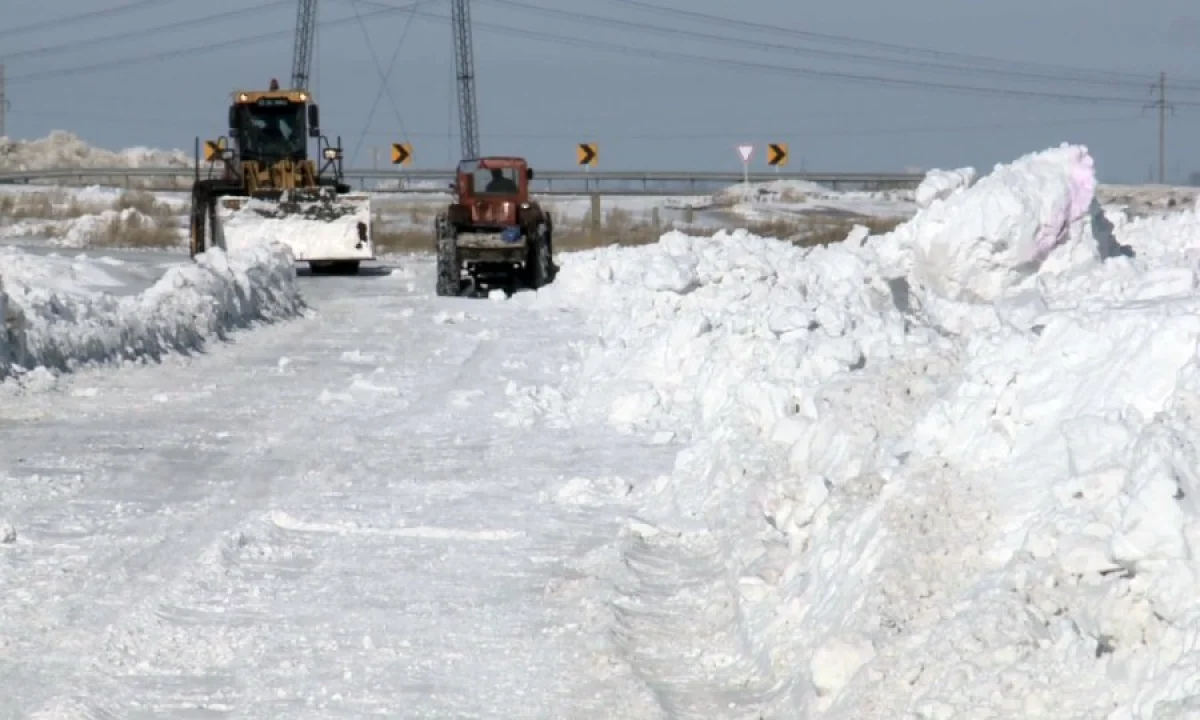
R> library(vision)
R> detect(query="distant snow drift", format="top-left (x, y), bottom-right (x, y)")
top-left (0, 130), bottom-right (191, 171)
top-left (533, 143), bottom-right (1200, 716)
top-left (0, 242), bottom-right (303, 381)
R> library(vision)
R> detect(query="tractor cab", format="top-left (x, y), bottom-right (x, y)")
top-left (454, 157), bottom-right (534, 199)
top-left (450, 157), bottom-right (537, 228)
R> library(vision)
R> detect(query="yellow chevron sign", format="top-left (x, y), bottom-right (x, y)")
top-left (391, 142), bottom-right (412, 165)
top-left (577, 143), bottom-right (597, 166)
top-left (767, 143), bottom-right (788, 167)
top-left (202, 138), bottom-right (225, 162)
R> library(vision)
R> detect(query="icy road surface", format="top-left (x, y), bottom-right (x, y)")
top-left (0, 259), bottom-right (671, 718)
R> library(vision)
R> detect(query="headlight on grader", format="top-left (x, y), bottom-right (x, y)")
top-left (323, 148), bottom-right (341, 160)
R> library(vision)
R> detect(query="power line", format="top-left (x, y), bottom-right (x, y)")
top-left (0, 1), bottom-right (293, 63)
top-left (479, 0), bottom-right (1196, 94)
top-left (599, 0), bottom-right (1200, 89)
top-left (7, 105), bottom-right (1144, 140)
top-left (3, 0), bottom-right (439, 85)
top-left (357, 113), bottom-right (1148, 140)
top-left (0, 0), bottom-right (179, 40)
top-left (348, 2), bottom-right (1200, 109)
top-left (9, 0), bottom-right (1200, 115)
top-left (346, 0), bottom-right (421, 165)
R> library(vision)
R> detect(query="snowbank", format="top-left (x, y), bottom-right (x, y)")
top-left (531, 142), bottom-right (1200, 716)
top-left (0, 241), bottom-right (303, 382)
top-left (3, 207), bottom-right (183, 249)
top-left (0, 130), bottom-right (191, 171)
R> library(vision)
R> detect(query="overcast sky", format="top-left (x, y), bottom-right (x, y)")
top-left (2, 0), bottom-right (1198, 182)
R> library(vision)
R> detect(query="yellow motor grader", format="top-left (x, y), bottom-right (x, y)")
top-left (188, 78), bottom-right (373, 275)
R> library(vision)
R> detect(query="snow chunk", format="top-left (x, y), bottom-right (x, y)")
top-left (810, 634), bottom-right (875, 702)
top-left (874, 143), bottom-right (1117, 305)
top-left (0, 240), bottom-right (302, 381)
top-left (914, 166), bottom-right (977, 208)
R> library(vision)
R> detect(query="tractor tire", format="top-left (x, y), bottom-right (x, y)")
top-left (526, 223), bottom-right (554, 290)
top-left (544, 214), bottom-right (559, 281)
top-left (435, 221), bottom-right (460, 297)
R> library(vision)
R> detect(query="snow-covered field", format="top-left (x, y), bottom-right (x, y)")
top-left (5, 131), bottom-right (1194, 253)
top-left (5, 134), bottom-right (1200, 716)
top-left (0, 132), bottom-right (918, 245)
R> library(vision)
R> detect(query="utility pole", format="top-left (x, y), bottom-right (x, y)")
top-left (1158, 71), bottom-right (1166, 184)
top-left (450, 0), bottom-right (480, 159)
top-left (291, 0), bottom-right (318, 90)
top-left (0, 63), bottom-right (6, 139)
top-left (1148, 72), bottom-right (1172, 184)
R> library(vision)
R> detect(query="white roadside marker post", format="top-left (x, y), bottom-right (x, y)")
top-left (737, 143), bottom-right (753, 203)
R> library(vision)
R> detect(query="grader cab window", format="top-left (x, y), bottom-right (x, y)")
top-left (236, 102), bottom-right (306, 161)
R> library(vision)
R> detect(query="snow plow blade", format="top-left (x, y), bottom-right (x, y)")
top-left (213, 187), bottom-right (374, 264)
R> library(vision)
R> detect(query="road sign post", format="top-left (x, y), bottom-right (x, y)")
top-left (736, 144), bottom-right (753, 200)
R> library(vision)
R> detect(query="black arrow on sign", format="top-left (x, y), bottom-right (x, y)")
top-left (767, 143), bottom-right (787, 166)
top-left (578, 143), bottom-right (596, 165)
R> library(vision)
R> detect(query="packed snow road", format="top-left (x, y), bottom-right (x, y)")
top-left (0, 258), bottom-right (671, 718)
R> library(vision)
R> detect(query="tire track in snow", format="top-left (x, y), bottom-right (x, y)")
top-left (0, 309), bottom-right (362, 714)
top-left (0, 402), bottom-right (319, 711)
top-left (24, 306), bottom-right (448, 715)
top-left (3, 268), bottom-right (671, 718)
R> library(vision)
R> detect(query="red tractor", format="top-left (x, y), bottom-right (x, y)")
top-left (434, 156), bottom-right (555, 296)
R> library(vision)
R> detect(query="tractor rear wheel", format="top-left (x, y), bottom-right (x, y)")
top-left (435, 218), bottom-right (460, 297)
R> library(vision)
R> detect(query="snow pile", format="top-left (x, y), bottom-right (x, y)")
top-left (717, 177), bottom-right (914, 207)
top-left (712, 178), bottom-right (918, 223)
top-left (12, 207), bottom-right (181, 249)
top-left (876, 144), bottom-right (1123, 310)
top-left (215, 196), bottom-right (372, 261)
top-left (742, 178), bottom-right (834, 200)
top-left (57, 209), bottom-right (140, 247)
top-left (914, 166), bottom-right (977, 208)
top-left (0, 131), bottom-right (191, 172)
top-left (0, 241), bottom-right (303, 383)
top-left (532, 142), bottom-right (1200, 716)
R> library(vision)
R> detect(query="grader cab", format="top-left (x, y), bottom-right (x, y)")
top-left (188, 79), bottom-right (373, 275)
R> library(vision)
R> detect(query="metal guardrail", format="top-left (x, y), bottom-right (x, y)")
top-left (0, 166), bottom-right (924, 195)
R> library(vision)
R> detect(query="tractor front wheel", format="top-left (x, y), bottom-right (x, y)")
top-left (525, 223), bottom-right (553, 290)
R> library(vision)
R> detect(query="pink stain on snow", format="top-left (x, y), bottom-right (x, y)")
top-left (1032, 148), bottom-right (1097, 262)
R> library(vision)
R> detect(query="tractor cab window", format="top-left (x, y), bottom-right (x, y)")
top-left (236, 102), bottom-right (306, 161)
top-left (474, 167), bottom-right (520, 195)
